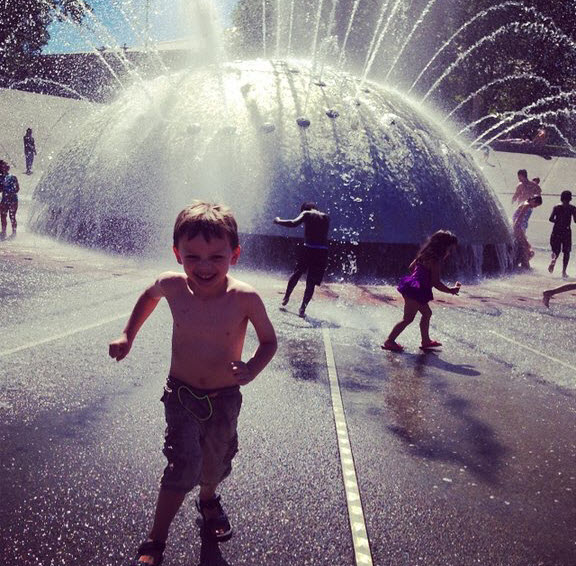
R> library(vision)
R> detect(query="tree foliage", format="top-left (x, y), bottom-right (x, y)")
top-left (0, 0), bottom-right (90, 81)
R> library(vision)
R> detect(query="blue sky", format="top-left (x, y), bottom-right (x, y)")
top-left (45, 0), bottom-right (237, 53)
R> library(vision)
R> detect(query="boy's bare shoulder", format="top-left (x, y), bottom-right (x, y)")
top-left (227, 276), bottom-right (259, 295)
top-left (155, 271), bottom-right (187, 288)
top-left (227, 277), bottom-right (264, 306)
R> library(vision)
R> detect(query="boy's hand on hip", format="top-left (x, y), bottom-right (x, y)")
top-left (109, 336), bottom-right (131, 361)
top-left (231, 361), bottom-right (254, 385)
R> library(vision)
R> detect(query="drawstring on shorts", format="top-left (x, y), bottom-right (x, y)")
top-left (177, 386), bottom-right (214, 422)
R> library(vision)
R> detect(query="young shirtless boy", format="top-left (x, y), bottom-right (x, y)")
top-left (109, 201), bottom-right (277, 566)
top-left (547, 190), bottom-right (576, 278)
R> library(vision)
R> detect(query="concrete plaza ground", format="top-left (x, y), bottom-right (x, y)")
top-left (0, 90), bottom-right (575, 565)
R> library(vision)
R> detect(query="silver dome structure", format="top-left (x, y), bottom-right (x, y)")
top-left (28, 59), bottom-right (512, 278)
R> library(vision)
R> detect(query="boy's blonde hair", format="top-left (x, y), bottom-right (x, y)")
top-left (173, 201), bottom-right (239, 249)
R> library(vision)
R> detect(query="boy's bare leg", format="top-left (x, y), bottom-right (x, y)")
top-left (0, 211), bottom-right (7, 237)
top-left (543, 283), bottom-right (576, 307)
top-left (198, 483), bottom-right (220, 519)
top-left (562, 252), bottom-right (570, 278)
top-left (147, 489), bottom-right (187, 543)
top-left (548, 253), bottom-right (557, 273)
top-left (282, 268), bottom-right (304, 306)
top-left (299, 280), bottom-right (316, 317)
top-left (134, 489), bottom-right (186, 565)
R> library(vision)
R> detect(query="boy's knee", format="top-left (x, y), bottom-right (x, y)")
top-left (160, 456), bottom-right (201, 493)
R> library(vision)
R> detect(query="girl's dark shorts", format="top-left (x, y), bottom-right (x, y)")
top-left (160, 376), bottom-right (242, 493)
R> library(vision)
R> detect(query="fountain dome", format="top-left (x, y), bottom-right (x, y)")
top-left (28, 59), bottom-right (512, 278)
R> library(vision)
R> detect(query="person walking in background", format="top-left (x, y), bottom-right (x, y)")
top-left (531, 126), bottom-right (549, 148)
top-left (0, 160), bottom-right (20, 239)
top-left (274, 201), bottom-right (330, 318)
top-left (512, 194), bottom-right (542, 270)
top-left (512, 169), bottom-right (541, 204)
top-left (543, 283), bottom-right (576, 308)
top-left (109, 201), bottom-right (277, 566)
top-left (23, 128), bottom-right (36, 175)
top-left (547, 190), bottom-right (576, 278)
top-left (382, 230), bottom-right (461, 352)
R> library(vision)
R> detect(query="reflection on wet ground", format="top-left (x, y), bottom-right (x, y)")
top-left (381, 352), bottom-right (506, 485)
top-left (2, 229), bottom-right (576, 565)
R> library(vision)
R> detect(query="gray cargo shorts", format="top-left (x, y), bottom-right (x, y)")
top-left (160, 375), bottom-right (242, 493)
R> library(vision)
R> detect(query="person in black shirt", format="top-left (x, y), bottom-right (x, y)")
top-left (274, 202), bottom-right (330, 318)
top-left (548, 190), bottom-right (576, 278)
top-left (24, 128), bottom-right (37, 175)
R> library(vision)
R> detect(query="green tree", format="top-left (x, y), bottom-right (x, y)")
top-left (0, 0), bottom-right (91, 82)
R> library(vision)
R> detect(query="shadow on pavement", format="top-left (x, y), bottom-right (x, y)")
top-left (383, 353), bottom-right (506, 485)
top-left (413, 351), bottom-right (482, 377)
top-left (197, 533), bottom-right (232, 566)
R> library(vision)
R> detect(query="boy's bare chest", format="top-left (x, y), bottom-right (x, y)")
top-left (167, 292), bottom-right (246, 336)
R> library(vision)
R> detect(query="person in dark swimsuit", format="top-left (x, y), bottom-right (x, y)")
top-left (382, 230), bottom-right (461, 352)
top-left (548, 190), bottom-right (576, 278)
top-left (274, 202), bottom-right (330, 318)
top-left (0, 160), bottom-right (20, 239)
top-left (23, 128), bottom-right (37, 175)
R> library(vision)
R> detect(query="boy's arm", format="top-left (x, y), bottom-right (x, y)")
top-left (108, 279), bottom-right (165, 361)
top-left (232, 293), bottom-right (277, 385)
top-left (549, 206), bottom-right (557, 223)
top-left (430, 263), bottom-right (460, 295)
top-left (273, 211), bottom-right (306, 228)
top-left (13, 177), bottom-right (19, 193)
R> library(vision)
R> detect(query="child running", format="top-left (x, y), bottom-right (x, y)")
top-left (382, 230), bottom-right (461, 352)
top-left (109, 201), bottom-right (277, 566)
top-left (0, 160), bottom-right (20, 239)
top-left (547, 190), bottom-right (576, 278)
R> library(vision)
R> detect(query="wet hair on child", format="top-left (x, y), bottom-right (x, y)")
top-left (414, 230), bottom-right (458, 264)
top-left (173, 200), bottom-right (239, 249)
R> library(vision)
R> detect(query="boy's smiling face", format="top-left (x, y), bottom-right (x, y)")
top-left (173, 234), bottom-right (240, 294)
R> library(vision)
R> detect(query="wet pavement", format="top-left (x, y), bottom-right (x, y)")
top-left (1, 217), bottom-right (575, 566)
top-left (1, 136), bottom-right (576, 564)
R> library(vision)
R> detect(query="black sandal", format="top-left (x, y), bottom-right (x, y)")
top-left (195, 495), bottom-right (233, 542)
top-left (133, 540), bottom-right (166, 566)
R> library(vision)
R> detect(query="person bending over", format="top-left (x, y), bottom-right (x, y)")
top-left (274, 201), bottom-right (330, 318)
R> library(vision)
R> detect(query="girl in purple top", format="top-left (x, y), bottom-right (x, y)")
top-left (382, 230), bottom-right (461, 352)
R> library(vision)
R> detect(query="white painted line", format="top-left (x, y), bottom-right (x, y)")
top-left (0, 313), bottom-right (130, 358)
top-left (490, 330), bottom-right (576, 374)
top-left (322, 327), bottom-right (373, 566)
